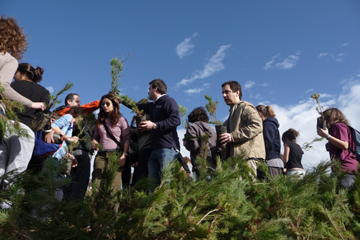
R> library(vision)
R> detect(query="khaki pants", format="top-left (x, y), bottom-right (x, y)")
top-left (92, 151), bottom-right (122, 211)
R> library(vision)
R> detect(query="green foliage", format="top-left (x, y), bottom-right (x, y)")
top-left (204, 94), bottom-right (223, 126)
top-left (121, 94), bottom-right (144, 116)
top-left (178, 104), bottom-right (188, 129)
top-left (302, 137), bottom-right (324, 151)
top-left (109, 55), bottom-right (130, 99)
top-left (49, 82), bottom-right (74, 110)
top-left (1, 153), bottom-right (360, 239)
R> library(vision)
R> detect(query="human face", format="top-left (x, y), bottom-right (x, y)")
top-left (148, 85), bottom-right (157, 101)
top-left (101, 98), bottom-right (114, 113)
top-left (222, 84), bottom-right (240, 106)
top-left (68, 95), bottom-right (81, 107)
top-left (14, 71), bottom-right (25, 81)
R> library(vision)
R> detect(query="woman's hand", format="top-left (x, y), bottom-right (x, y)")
top-left (317, 127), bottom-right (329, 138)
top-left (118, 154), bottom-right (126, 167)
top-left (31, 102), bottom-right (45, 111)
top-left (66, 153), bottom-right (78, 167)
top-left (65, 136), bottom-right (79, 143)
top-left (91, 140), bottom-right (99, 151)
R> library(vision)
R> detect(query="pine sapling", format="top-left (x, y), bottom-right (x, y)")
top-left (178, 104), bottom-right (188, 129)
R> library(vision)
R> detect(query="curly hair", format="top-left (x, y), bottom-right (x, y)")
top-left (17, 63), bottom-right (44, 83)
top-left (282, 128), bottom-right (299, 143)
top-left (97, 93), bottom-right (121, 127)
top-left (188, 107), bottom-right (209, 123)
top-left (67, 106), bottom-right (86, 119)
top-left (323, 107), bottom-right (350, 129)
top-left (0, 16), bottom-right (28, 60)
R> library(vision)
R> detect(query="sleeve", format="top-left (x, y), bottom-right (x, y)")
top-left (332, 124), bottom-right (350, 143)
top-left (231, 105), bottom-right (263, 143)
top-left (51, 114), bottom-right (72, 129)
top-left (0, 57), bottom-right (33, 107)
top-left (184, 124), bottom-right (200, 152)
top-left (263, 122), bottom-right (275, 153)
top-left (156, 98), bottom-right (181, 131)
top-left (119, 117), bottom-right (131, 144)
top-left (93, 125), bottom-right (100, 142)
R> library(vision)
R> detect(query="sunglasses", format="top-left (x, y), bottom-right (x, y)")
top-left (101, 102), bottom-right (111, 107)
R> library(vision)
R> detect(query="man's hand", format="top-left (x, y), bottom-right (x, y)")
top-left (44, 131), bottom-right (54, 143)
top-left (138, 120), bottom-right (154, 132)
top-left (118, 154), bottom-right (126, 167)
top-left (219, 133), bottom-right (233, 145)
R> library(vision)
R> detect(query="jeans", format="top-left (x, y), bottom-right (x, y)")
top-left (148, 148), bottom-right (178, 188)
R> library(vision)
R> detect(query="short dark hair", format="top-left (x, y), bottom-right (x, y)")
top-left (222, 81), bottom-right (242, 100)
top-left (65, 93), bottom-right (79, 105)
top-left (149, 79), bottom-right (167, 94)
top-left (188, 107), bottom-right (209, 123)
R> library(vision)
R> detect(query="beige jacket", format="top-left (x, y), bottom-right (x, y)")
top-left (0, 52), bottom-right (33, 113)
top-left (223, 100), bottom-right (265, 160)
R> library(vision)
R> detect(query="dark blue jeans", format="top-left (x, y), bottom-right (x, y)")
top-left (148, 148), bottom-right (178, 188)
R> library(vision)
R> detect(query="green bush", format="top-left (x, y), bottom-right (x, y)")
top-left (0, 153), bottom-right (360, 239)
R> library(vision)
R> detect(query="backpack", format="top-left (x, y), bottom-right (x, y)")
top-left (348, 125), bottom-right (360, 162)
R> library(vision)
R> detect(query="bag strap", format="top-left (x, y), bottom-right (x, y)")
top-left (103, 120), bottom-right (124, 152)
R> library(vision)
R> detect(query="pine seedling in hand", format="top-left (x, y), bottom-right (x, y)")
top-left (205, 94), bottom-right (223, 125)
top-left (178, 104), bottom-right (188, 129)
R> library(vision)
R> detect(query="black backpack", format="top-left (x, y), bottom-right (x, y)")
top-left (348, 125), bottom-right (360, 162)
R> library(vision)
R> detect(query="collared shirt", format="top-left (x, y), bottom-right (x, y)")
top-left (155, 94), bottom-right (166, 102)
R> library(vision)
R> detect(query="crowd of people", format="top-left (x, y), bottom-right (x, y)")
top-left (0, 16), bottom-right (359, 210)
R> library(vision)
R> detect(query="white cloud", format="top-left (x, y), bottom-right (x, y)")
top-left (318, 53), bottom-right (328, 58)
top-left (184, 83), bottom-right (210, 95)
top-left (176, 44), bottom-right (231, 86)
top-left (132, 85), bottom-right (140, 91)
top-left (45, 86), bottom-right (54, 94)
top-left (342, 43), bottom-right (349, 47)
top-left (264, 53), bottom-right (299, 70)
top-left (175, 32), bottom-right (198, 59)
top-left (264, 53), bottom-right (280, 70)
top-left (244, 81), bottom-right (255, 89)
top-left (262, 83), bottom-right (269, 87)
top-left (265, 80), bottom-right (360, 170)
top-left (275, 55), bottom-right (299, 69)
top-left (305, 89), bottom-right (314, 93)
top-left (184, 88), bottom-right (204, 94)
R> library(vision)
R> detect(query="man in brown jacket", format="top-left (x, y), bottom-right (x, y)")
top-left (219, 81), bottom-right (265, 176)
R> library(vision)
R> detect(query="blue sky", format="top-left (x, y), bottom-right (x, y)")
top-left (3, 1), bottom-right (360, 168)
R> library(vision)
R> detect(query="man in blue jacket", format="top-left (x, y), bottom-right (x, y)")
top-left (137, 79), bottom-right (181, 188)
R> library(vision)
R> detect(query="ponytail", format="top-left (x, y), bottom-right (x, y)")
top-left (282, 128), bottom-right (299, 143)
top-left (17, 63), bottom-right (44, 83)
top-left (256, 105), bottom-right (276, 118)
